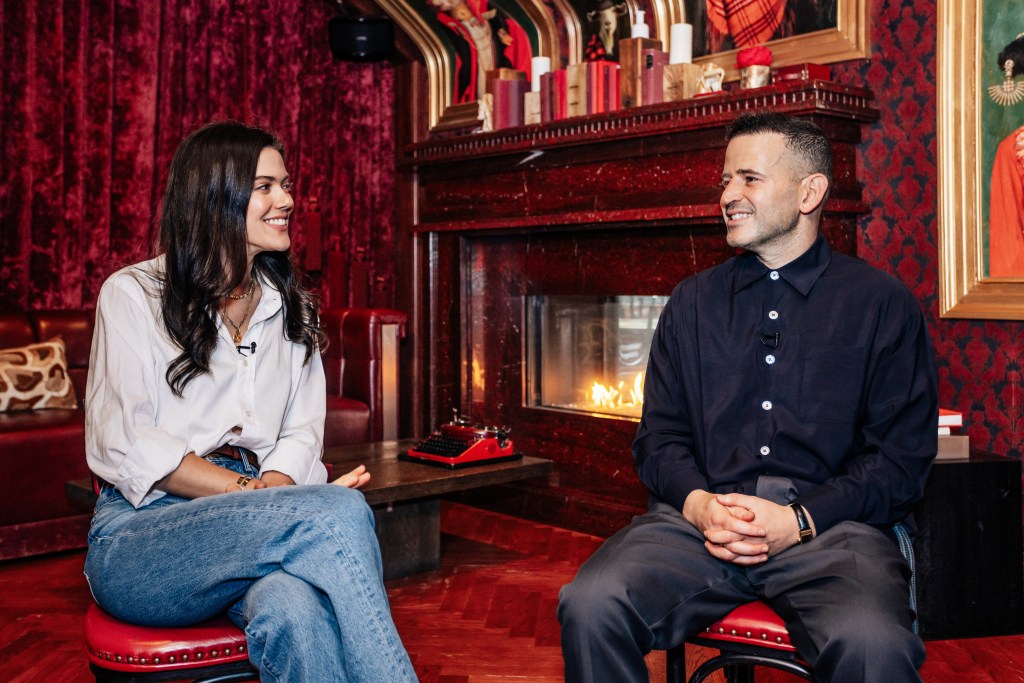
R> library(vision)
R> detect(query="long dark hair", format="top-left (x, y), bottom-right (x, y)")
top-left (157, 121), bottom-right (322, 396)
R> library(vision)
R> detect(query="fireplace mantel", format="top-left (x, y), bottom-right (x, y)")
top-left (406, 80), bottom-right (878, 235)
top-left (405, 81), bottom-right (879, 536)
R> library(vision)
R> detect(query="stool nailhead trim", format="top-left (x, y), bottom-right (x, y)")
top-left (88, 643), bottom-right (250, 668)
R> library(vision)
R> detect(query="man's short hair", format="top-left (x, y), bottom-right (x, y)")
top-left (726, 112), bottom-right (834, 186)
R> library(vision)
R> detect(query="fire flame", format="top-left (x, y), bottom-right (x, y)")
top-left (589, 371), bottom-right (644, 413)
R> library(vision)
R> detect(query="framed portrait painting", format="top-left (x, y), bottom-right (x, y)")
top-left (938, 0), bottom-right (1024, 319)
top-left (682, 0), bottom-right (869, 82)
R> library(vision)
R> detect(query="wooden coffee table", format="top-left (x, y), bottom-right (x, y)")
top-left (68, 440), bottom-right (552, 580)
top-left (323, 439), bottom-right (552, 579)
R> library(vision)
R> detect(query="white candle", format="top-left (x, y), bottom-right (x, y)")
top-left (670, 23), bottom-right (693, 64)
top-left (631, 10), bottom-right (650, 39)
top-left (531, 56), bottom-right (551, 92)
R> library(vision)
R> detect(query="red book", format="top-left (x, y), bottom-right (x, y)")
top-left (773, 63), bottom-right (831, 82)
top-left (493, 78), bottom-right (529, 129)
top-left (586, 61), bottom-right (606, 114)
top-left (553, 69), bottom-right (568, 120)
top-left (540, 72), bottom-right (555, 122)
top-left (492, 79), bottom-right (510, 129)
top-left (605, 62), bottom-right (620, 112)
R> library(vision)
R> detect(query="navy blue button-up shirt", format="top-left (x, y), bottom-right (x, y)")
top-left (633, 236), bottom-right (938, 534)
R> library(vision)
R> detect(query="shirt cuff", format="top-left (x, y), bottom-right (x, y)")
top-left (116, 429), bottom-right (190, 508)
top-left (792, 488), bottom-right (842, 536)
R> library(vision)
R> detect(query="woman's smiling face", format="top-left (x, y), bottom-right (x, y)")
top-left (246, 147), bottom-right (294, 262)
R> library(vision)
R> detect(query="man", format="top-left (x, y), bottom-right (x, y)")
top-left (558, 112), bottom-right (937, 683)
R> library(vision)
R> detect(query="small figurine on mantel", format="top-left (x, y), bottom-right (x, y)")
top-left (736, 45), bottom-right (772, 89)
top-left (695, 62), bottom-right (726, 94)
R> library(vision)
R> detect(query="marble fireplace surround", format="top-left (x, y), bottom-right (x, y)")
top-left (404, 80), bottom-right (879, 535)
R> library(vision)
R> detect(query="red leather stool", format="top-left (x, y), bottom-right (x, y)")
top-left (666, 523), bottom-right (917, 683)
top-left (84, 603), bottom-right (258, 682)
top-left (667, 600), bottom-right (814, 683)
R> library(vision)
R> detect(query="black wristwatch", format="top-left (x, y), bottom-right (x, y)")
top-left (789, 503), bottom-right (814, 544)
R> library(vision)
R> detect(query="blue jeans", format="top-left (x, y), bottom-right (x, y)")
top-left (84, 457), bottom-right (418, 682)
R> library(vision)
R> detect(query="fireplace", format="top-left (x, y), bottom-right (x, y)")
top-left (525, 295), bottom-right (667, 419)
top-left (406, 81), bottom-right (879, 535)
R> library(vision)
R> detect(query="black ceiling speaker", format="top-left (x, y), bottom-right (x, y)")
top-left (328, 15), bottom-right (394, 62)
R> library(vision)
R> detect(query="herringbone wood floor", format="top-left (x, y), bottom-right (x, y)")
top-left (1, 502), bottom-right (1022, 682)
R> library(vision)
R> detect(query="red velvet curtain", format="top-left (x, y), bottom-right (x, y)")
top-left (0, 0), bottom-right (396, 311)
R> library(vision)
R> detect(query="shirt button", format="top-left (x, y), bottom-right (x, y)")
top-left (762, 400), bottom-right (773, 410)
top-left (245, 410), bottom-right (252, 418)
top-left (765, 354), bottom-right (776, 364)
top-left (769, 271), bottom-right (780, 280)
top-left (760, 445), bottom-right (771, 456)
top-left (768, 310), bottom-right (779, 319)
top-left (243, 360), bottom-right (249, 367)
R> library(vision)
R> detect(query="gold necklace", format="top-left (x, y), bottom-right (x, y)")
top-left (226, 277), bottom-right (256, 300)
top-left (223, 280), bottom-right (257, 344)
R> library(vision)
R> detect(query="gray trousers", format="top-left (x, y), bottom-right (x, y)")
top-left (557, 501), bottom-right (924, 683)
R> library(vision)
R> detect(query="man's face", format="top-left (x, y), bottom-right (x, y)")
top-left (719, 132), bottom-right (804, 257)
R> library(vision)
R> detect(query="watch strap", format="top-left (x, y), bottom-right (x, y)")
top-left (789, 503), bottom-right (813, 544)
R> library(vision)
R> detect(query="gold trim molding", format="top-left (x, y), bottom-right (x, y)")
top-left (937, 0), bottom-right (1024, 319)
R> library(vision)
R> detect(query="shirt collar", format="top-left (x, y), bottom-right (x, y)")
top-left (733, 234), bottom-right (833, 296)
top-left (248, 271), bottom-right (284, 326)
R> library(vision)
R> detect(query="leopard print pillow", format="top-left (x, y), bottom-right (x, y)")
top-left (0, 337), bottom-right (79, 411)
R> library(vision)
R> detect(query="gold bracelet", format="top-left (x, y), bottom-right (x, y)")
top-left (236, 475), bottom-right (253, 491)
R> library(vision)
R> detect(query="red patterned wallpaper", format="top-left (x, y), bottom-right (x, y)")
top-left (0, 0), bottom-right (397, 313)
top-left (832, 0), bottom-right (1023, 458)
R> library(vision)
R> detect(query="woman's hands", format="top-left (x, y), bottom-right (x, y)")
top-left (331, 464), bottom-right (372, 489)
top-left (259, 471), bottom-right (296, 487)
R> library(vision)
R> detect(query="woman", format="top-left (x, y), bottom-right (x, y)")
top-left (83, 121), bottom-right (418, 682)
top-left (989, 34), bottom-right (1024, 277)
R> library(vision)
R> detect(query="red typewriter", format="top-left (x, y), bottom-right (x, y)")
top-left (399, 414), bottom-right (519, 469)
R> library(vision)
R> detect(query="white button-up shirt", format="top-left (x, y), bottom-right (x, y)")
top-left (86, 256), bottom-right (327, 508)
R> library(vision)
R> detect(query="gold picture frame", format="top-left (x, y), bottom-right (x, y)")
top-left (688, 0), bottom-right (871, 82)
top-left (937, 0), bottom-right (1024, 319)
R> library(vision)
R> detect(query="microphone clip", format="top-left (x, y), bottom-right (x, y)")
top-left (237, 341), bottom-right (257, 356)
top-left (760, 332), bottom-right (780, 349)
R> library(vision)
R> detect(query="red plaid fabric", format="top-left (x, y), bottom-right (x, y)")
top-left (707, 0), bottom-right (786, 47)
